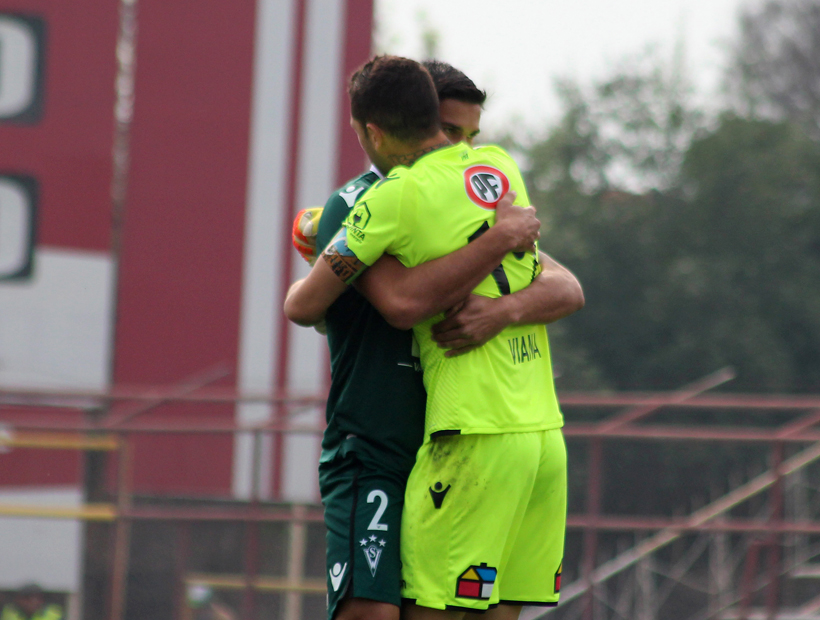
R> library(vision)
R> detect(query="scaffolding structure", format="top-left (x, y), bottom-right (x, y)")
top-left (1, 370), bottom-right (820, 620)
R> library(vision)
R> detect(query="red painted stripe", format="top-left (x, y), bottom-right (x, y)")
top-left (0, 1), bottom-right (118, 251)
top-left (335, 0), bottom-right (374, 187)
top-left (272, 0), bottom-right (309, 500)
top-left (0, 450), bottom-right (81, 486)
top-left (320, 0), bottom-right (373, 433)
top-left (112, 0), bottom-right (257, 494)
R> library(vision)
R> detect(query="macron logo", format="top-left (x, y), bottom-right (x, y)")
top-left (429, 482), bottom-right (451, 509)
top-left (329, 562), bottom-right (347, 592)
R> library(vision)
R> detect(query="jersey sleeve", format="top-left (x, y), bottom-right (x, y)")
top-left (343, 173), bottom-right (406, 266)
top-left (479, 145), bottom-right (542, 294)
top-left (505, 158), bottom-right (531, 209)
top-left (316, 192), bottom-right (350, 252)
top-left (475, 144), bottom-right (532, 207)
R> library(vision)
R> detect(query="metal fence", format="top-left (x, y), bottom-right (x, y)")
top-left (2, 369), bottom-right (820, 620)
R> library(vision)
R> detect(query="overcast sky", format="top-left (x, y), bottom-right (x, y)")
top-left (375, 0), bottom-right (752, 136)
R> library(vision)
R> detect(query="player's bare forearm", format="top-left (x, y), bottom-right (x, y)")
top-left (497, 252), bottom-right (585, 325)
top-left (354, 191), bottom-right (540, 330)
top-left (283, 259), bottom-right (349, 326)
top-left (431, 252), bottom-right (584, 356)
top-left (355, 228), bottom-right (532, 330)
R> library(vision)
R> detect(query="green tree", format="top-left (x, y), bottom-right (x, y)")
top-left (523, 51), bottom-right (702, 390)
top-left (527, 48), bottom-right (701, 197)
top-left (524, 76), bottom-right (820, 392)
top-left (674, 115), bottom-right (820, 390)
top-left (726, 0), bottom-right (820, 139)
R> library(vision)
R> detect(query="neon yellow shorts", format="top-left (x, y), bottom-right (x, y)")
top-left (400, 429), bottom-right (567, 612)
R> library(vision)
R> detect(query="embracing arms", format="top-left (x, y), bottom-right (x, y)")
top-left (430, 252), bottom-right (584, 356)
top-left (284, 191), bottom-right (540, 327)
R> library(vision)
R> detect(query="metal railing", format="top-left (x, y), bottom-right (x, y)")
top-left (2, 371), bottom-right (820, 620)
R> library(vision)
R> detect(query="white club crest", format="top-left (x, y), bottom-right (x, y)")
top-left (361, 538), bottom-right (387, 576)
top-left (463, 165), bottom-right (510, 209)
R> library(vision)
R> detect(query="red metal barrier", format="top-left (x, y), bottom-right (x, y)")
top-left (3, 374), bottom-right (820, 620)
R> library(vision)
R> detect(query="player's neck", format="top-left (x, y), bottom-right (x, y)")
top-left (387, 131), bottom-right (450, 167)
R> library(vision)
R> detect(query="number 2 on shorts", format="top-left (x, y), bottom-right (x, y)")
top-left (367, 489), bottom-right (388, 531)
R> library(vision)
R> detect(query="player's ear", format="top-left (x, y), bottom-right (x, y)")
top-left (366, 123), bottom-right (385, 149)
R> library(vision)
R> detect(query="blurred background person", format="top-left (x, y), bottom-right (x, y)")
top-left (186, 585), bottom-right (237, 620)
top-left (0, 585), bottom-right (62, 620)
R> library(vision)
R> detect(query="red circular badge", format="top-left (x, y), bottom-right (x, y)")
top-left (464, 165), bottom-right (510, 209)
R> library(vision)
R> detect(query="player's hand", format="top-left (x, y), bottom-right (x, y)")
top-left (432, 294), bottom-right (508, 357)
top-left (494, 190), bottom-right (540, 253)
top-left (292, 207), bottom-right (324, 265)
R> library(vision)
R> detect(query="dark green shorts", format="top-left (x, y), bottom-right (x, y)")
top-left (319, 455), bottom-right (407, 620)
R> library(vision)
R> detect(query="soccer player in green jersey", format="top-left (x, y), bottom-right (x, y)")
top-left (305, 62), bottom-right (554, 620)
top-left (424, 60), bottom-right (483, 148)
top-left (288, 57), bottom-right (583, 620)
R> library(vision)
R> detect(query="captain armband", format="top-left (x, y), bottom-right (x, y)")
top-left (321, 227), bottom-right (368, 285)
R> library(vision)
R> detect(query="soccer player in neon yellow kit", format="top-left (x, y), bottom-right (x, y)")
top-left (304, 62), bottom-right (554, 620)
top-left (287, 56), bottom-right (577, 620)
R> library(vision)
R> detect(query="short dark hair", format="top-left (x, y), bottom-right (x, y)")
top-left (18, 584), bottom-right (43, 598)
top-left (349, 55), bottom-right (441, 142)
top-left (422, 60), bottom-right (487, 106)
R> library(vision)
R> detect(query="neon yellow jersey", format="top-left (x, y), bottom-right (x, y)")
top-left (343, 142), bottom-right (563, 439)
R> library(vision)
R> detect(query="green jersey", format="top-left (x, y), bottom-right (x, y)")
top-left (317, 170), bottom-right (426, 474)
top-left (343, 143), bottom-right (564, 440)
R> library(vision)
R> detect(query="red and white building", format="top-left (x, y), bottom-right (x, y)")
top-left (0, 0), bottom-right (373, 599)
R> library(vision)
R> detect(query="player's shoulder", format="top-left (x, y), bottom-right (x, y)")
top-left (361, 165), bottom-right (413, 202)
top-left (327, 170), bottom-right (380, 210)
top-left (473, 143), bottom-right (515, 163)
top-left (319, 171), bottom-right (380, 247)
top-left (377, 164), bottom-right (413, 183)
top-left (473, 144), bottom-right (524, 177)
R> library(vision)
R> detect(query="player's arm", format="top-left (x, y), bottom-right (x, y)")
top-left (284, 191), bottom-right (540, 328)
top-left (285, 179), bottom-right (376, 327)
top-left (284, 257), bottom-right (349, 327)
top-left (431, 252), bottom-right (584, 356)
top-left (284, 216), bottom-right (373, 327)
top-left (353, 192), bottom-right (541, 330)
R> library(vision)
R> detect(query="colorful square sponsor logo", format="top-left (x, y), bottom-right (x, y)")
top-left (455, 563), bottom-right (497, 600)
